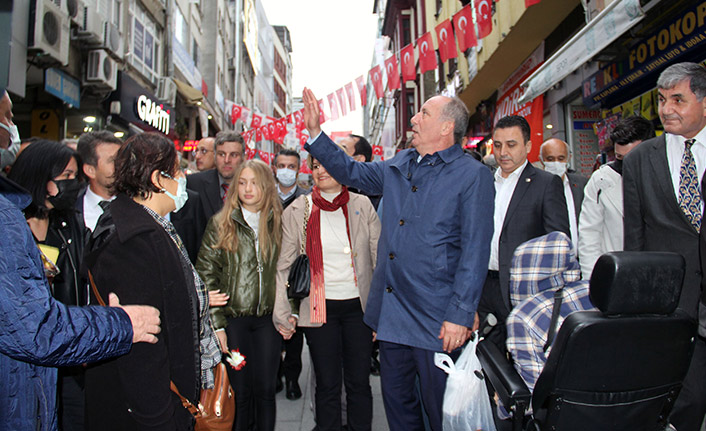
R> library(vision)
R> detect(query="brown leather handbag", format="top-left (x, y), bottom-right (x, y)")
top-left (88, 270), bottom-right (235, 431)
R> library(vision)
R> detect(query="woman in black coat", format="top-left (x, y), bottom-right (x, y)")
top-left (83, 133), bottom-right (220, 430)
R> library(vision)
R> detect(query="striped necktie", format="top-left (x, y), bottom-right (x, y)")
top-left (678, 138), bottom-right (701, 232)
top-left (221, 183), bottom-right (229, 202)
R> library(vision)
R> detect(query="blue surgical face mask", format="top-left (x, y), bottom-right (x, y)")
top-left (160, 171), bottom-right (189, 212)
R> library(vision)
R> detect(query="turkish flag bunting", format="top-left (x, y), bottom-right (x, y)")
top-left (525, 0), bottom-right (541, 7)
top-left (231, 104), bottom-right (242, 125)
top-left (268, 122), bottom-right (277, 140)
top-left (344, 83), bottom-right (356, 112)
top-left (384, 55), bottom-right (401, 90)
top-left (453, 4), bottom-right (477, 52)
top-left (300, 158), bottom-right (312, 174)
top-left (327, 93), bottom-right (340, 121)
top-left (318, 99), bottom-right (328, 125)
top-left (476, 0), bottom-right (493, 39)
top-left (372, 145), bottom-right (383, 160)
top-left (294, 109), bottom-right (305, 131)
top-left (416, 32), bottom-right (436, 74)
top-left (400, 44), bottom-right (416, 83)
top-left (257, 150), bottom-right (269, 165)
top-left (435, 19), bottom-right (457, 62)
top-left (369, 65), bottom-right (384, 99)
top-left (355, 76), bottom-right (367, 107)
top-left (299, 133), bottom-right (309, 150)
top-left (251, 113), bottom-right (262, 129)
top-left (335, 88), bottom-right (348, 116)
top-left (261, 123), bottom-right (272, 140)
top-left (255, 128), bottom-right (263, 142)
top-left (242, 130), bottom-right (253, 145)
top-left (245, 147), bottom-right (255, 160)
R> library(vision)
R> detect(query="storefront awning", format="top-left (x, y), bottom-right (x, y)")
top-left (174, 78), bottom-right (204, 105)
top-left (518, 0), bottom-right (645, 105)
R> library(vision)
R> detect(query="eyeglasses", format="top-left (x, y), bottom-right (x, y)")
top-left (193, 148), bottom-right (214, 155)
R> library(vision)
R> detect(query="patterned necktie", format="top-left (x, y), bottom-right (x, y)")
top-left (221, 183), bottom-right (229, 201)
top-left (98, 200), bottom-right (110, 211)
top-left (678, 139), bottom-right (701, 232)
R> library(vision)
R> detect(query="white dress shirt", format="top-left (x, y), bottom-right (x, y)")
top-left (665, 126), bottom-right (706, 215)
top-left (82, 186), bottom-right (114, 231)
top-left (241, 207), bottom-right (261, 253)
top-left (277, 184), bottom-right (297, 202)
top-left (489, 160), bottom-right (528, 271)
top-left (562, 175), bottom-right (578, 243)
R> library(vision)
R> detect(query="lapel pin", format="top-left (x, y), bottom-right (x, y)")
top-left (525, 178), bottom-right (532, 182)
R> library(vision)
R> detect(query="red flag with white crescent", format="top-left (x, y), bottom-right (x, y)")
top-left (400, 44), bottom-right (416, 83)
top-left (251, 113), bottom-right (262, 129)
top-left (255, 128), bottom-right (263, 142)
top-left (476, 0), bottom-right (493, 39)
top-left (416, 32), bottom-right (436, 74)
top-left (318, 99), bottom-right (328, 124)
top-left (299, 133), bottom-right (309, 150)
top-left (369, 65), bottom-right (384, 99)
top-left (525, 0), bottom-right (541, 7)
top-left (344, 82), bottom-right (356, 112)
top-left (355, 76), bottom-right (367, 107)
top-left (335, 88), bottom-right (348, 116)
top-left (435, 19), bottom-right (457, 63)
top-left (294, 109), bottom-right (305, 131)
top-left (372, 145), bottom-right (383, 160)
top-left (327, 93), bottom-right (340, 121)
top-left (384, 55), bottom-right (401, 90)
top-left (231, 104), bottom-right (242, 125)
top-left (300, 158), bottom-right (312, 174)
top-left (453, 5), bottom-right (477, 52)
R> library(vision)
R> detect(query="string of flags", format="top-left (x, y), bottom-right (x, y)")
top-left (228, 0), bottom-right (541, 163)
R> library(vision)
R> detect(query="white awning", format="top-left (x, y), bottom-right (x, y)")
top-left (518, 0), bottom-right (645, 105)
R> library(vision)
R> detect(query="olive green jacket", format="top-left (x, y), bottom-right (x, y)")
top-left (196, 208), bottom-right (280, 330)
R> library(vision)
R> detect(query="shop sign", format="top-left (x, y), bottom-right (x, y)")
top-left (495, 44), bottom-right (544, 162)
top-left (582, 1), bottom-right (706, 107)
top-left (136, 95), bottom-right (170, 134)
top-left (31, 109), bottom-right (60, 140)
top-left (44, 68), bottom-right (80, 108)
top-left (172, 35), bottom-right (202, 90)
top-left (570, 107), bottom-right (601, 176)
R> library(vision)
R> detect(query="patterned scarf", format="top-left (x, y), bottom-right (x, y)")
top-left (307, 186), bottom-right (352, 323)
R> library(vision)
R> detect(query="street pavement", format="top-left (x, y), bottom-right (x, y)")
top-left (275, 343), bottom-right (390, 431)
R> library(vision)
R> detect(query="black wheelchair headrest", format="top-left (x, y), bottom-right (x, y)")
top-left (589, 252), bottom-right (684, 316)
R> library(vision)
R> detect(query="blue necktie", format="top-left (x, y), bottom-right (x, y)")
top-left (678, 138), bottom-right (701, 232)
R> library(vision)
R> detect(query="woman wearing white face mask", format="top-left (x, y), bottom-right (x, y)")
top-left (83, 133), bottom-right (221, 431)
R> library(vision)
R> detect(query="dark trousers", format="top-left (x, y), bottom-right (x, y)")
top-left (477, 274), bottom-right (511, 350)
top-left (58, 366), bottom-right (84, 431)
top-left (224, 314), bottom-right (281, 431)
top-left (282, 330), bottom-right (304, 382)
top-left (379, 341), bottom-right (460, 431)
top-left (671, 335), bottom-right (706, 430)
top-left (303, 299), bottom-right (373, 431)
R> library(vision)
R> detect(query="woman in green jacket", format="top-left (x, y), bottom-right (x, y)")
top-left (196, 159), bottom-right (282, 431)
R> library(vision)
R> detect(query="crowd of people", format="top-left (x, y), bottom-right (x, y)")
top-left (1, 60), bottom-right (705, 431)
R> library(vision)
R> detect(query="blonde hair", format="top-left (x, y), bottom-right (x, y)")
top-left (213, 159), bottom-right (282, 259)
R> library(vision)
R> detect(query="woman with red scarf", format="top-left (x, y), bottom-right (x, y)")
top-left (273, 155), bottom-right (381, 431)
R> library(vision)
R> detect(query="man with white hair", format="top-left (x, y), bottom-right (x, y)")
top-left (539, 138), bottom-right (587, 243)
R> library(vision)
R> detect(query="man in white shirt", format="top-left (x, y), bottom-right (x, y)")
top-left (623, 62), bottom-right (706, 430)
top-left (577, 116), bottom-right (653, 278)
top-left (76, 131), bottom-right (123, 231)
top-left (478, 115), bottom-right (570, 349)
top-left (539, 139), bottom-right (587, 243)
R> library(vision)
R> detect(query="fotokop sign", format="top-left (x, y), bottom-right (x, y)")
top-left (582, 1), bottom-right (706, 107)
top-left (136, 95), bottom-right (170, 134)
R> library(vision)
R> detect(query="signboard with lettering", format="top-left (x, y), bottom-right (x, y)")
top-left (135, 95), bottom-right (170, 134)
top-left (582, 1), bottom-right (706, 107)
top-left (570, 107), bottom-right (601, 176)
top-left (31, 109), bottom-right (60, 140)
top-left (109, 72), bottom-right (174, 136)
top-left (44, 68), bottom-right (80, 108)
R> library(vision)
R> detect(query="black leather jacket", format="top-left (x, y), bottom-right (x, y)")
top-left (44, 210), bottom-right (88, 306)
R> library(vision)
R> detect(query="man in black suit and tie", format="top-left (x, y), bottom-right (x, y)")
top-left (623, 62), bottom-right (706, 430)
top-left (478, 115), bottom-right (570, 348)
top-left (539, 138), bottom-right (587, 243)
top-left (186, 131), bottom-right (244, 237)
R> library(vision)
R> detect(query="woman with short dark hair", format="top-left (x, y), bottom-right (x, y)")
top-left (83, 132), bottom-right (220, 430)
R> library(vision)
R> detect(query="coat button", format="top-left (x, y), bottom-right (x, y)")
top-left (389, 253), bottom-right (395, 260)
top-left (399, 219), bottom-right (405, 226)
top-left (411, 186), bottom-right (418, 192)
top-left (61, 221), bottom-right (67, 227)
top-left (386, 286), bottom-right (393, 293)
top-left (67, 238), bottom-right (72, 244)
top-left (407, 172), bottom-right (411, 179)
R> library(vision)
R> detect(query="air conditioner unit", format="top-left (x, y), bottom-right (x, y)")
top-left (157, 77), bottom-right (177, 106)
top-left (103, 21), bottom-right (124, 59)
top-left (85, 49), bottom-right (117, 90)
top-left (28, 0), bottom-right (71, 66)
top-left (65, 0), bottom-right (83, 27)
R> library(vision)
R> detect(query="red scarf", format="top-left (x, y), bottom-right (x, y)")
top-left (307, 186), bottom-right (353, 323)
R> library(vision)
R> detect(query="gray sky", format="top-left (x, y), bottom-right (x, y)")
top-left (261, 0), bottom-right (379, 135)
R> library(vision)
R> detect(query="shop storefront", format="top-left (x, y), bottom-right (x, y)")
top-left (106, 72), bottom-right (175, 138)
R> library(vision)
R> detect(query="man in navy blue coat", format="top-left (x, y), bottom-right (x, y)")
top-left (302, 88), bottom-right (494, 431)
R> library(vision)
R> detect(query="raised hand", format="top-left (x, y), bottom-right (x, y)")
top-left (302, 87), bottom-right (322, 138)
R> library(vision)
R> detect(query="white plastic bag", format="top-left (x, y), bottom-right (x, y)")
top-left (435, 333), bottom-right (497, 431)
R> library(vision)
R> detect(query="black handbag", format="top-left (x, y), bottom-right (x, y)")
top-left (287, 197), bottom-right (310, 299)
